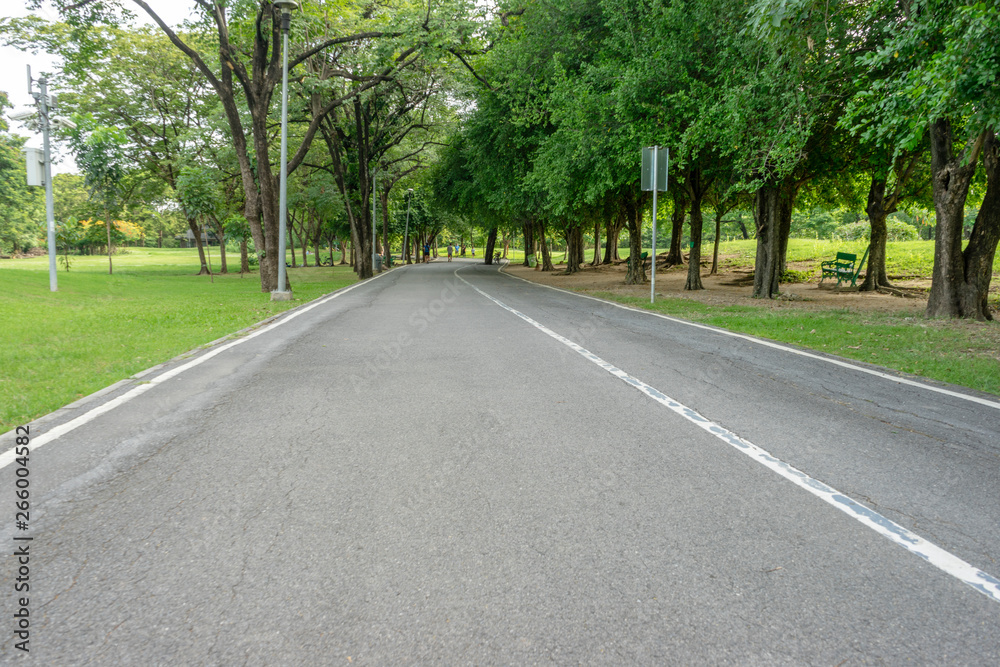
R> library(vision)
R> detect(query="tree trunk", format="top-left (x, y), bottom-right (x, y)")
top-left (538, 221), bottom-right (555, 271)
top-left (565, 225), bottom-right (583, 274)
top-left (591, 218), bottom-right (601, 266)
top-left (188, 217), bottom-right (210, 275)
top-left (624, 190), bottom-right (646, 285)
top-left (218, 233), bottom-right (228, 273)
top-left (960, 131), bottom-right (1000, 321)
top-left (777, 196), bottom-right (793, 278)
top-left (926, 120), bottom-right (988, 318)
top-left (105, 210), bottom-right (113, 275)
top-left (339, 239), bottom-right (347, 265)
top-left (381, 188), bottom-right (391, 263)
top-left (240, 239), bottom-right (249, 274)
top-left (485, 227), bottom-right (498, 264)
top-left (288, 225), bottom-right (297, 268)
top-left (737, 218), bottom-right (750, 240)
top-left (711, 208), bottom-right (723, 274)
top-left (311, 214), bottom-right (324, 266)
top-left (753, 182), bottom-right (783, 298)
top-left (604, 213), bottom-right (623, 264)
top-left (523, 221), bottom-right (534, 266)
top-left (861, 174), bottom-right (893, 291)
top-left (210, 219), bottom-right (227, 274)
top-left (666, 188), bottom-right (686, 266)
top-left (684, 170), bottom-right (706, 291)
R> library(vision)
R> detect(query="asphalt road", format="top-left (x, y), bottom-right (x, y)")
top-left (3, 258), bottom-right (999, 664)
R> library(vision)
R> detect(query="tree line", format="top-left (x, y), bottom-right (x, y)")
top-left (430, 0), bottom-right (999, 320)
top-left (3, 0), bottom-right (484, 283)
top-left (2, 1), bottom-right (997, 320)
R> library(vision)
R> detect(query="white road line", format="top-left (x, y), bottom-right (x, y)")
top-left (498, 266), bottom-right (1000, 411)
top-left (457, 267), bottom-right (1000, 605)
top-left (0, 271), bottom-right (397, 470)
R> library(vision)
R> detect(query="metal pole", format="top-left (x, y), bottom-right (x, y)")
top-left (36, 75), bottom-right (57, 292)
top-left (273, 18), bottom-right (291, 298)
top-left (372, 165), bottom-right (377, 273)
top-left (403, 189), bottom-right (412, 264)
top-left (650, 146), bottom-right (658, 304)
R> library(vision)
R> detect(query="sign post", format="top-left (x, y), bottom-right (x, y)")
top-left (641, 146), bottom-right (668, 303)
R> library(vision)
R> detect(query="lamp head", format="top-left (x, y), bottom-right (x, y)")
top-left (274, 0), bottom-right (297, 33)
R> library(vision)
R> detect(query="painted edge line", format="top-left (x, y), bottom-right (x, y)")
top-left (458, 267), bottom-right (1000, 605)
top-left (0, 269), bottom-right (396, 471)
top-left (497, 265), bottom-right (1000, 411)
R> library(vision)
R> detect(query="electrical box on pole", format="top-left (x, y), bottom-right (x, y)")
top-left (23, 147), bottom-right (43, 187)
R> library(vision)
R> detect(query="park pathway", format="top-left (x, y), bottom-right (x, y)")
top-left (2, 258), bottom-right (999, 663)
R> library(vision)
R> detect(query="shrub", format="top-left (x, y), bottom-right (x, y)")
top-left (781, 268), bottom-right (812, 283)
top-left (833, 219), bottom-right (920, 242)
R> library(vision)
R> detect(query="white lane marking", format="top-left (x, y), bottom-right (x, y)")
top-left (498, 267), bottom-right (1000, 411)
top-left (456, 267), bottom-right (1000, 605)
top-left (0, 270), bottom-right (397, 470)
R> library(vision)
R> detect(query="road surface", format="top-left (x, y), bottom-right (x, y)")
top-left (3, 258), bottom-right (999, 663)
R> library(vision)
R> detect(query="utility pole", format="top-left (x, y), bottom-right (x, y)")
top-left (24, 68), bottom-right (59, 292)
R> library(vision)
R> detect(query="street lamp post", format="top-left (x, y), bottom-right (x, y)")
top-left (271, 0), bottom-right (298, 301)
top-left (403, 188), bottom-right (413, 264)
top-left (372, 163), bottom-right (377, 274)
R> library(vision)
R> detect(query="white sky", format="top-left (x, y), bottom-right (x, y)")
top-left (1, 1), bottom-right (195, 174)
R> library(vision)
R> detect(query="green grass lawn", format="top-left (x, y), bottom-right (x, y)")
top-left (514, 238), bottom-right (999, 278)
top-left (1, 248), bottom-right (358, 431)
top-left (594, 294), bottom-right (1000, 397)
top-left (711, 238), bottom-right (969, 278)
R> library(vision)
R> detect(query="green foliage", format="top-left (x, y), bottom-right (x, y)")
top-left (0, 93), bottom-right (45, 254)
top-left (176, 165), bottom-right (219, 223)
top-left (55, 218), bottom-right (85, 267)
top-left (843, 0), bottom-right (1000, 155)
top-left (834, 219), bottom-right (920, 242)
top-left (779, 268), bottom-right (812, 284)
top-left (223, 213), bottom-right (251, 244)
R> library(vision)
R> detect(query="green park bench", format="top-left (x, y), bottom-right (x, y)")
top-left (821, 246), bottom-right (869, 289)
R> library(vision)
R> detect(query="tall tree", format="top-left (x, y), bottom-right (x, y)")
top-left (32, 0), bottom-right (460, 290)
top-left (844, 0), bottom-right (1000, 319)
top-left (67, 119), bottom-right (128, 274)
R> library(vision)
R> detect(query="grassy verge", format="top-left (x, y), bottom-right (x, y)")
top-left (0, 248), bottom-right (358, 431)
top-left (589, 292), bottom-right (1000, 397)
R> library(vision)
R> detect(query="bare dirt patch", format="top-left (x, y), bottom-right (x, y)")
top-left (503, 258), bottom-right (933, 314)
